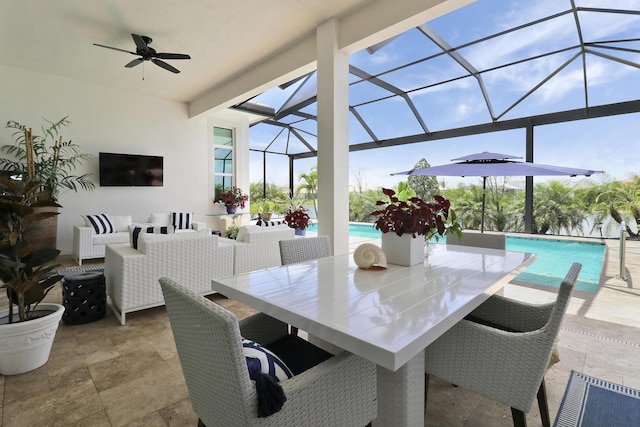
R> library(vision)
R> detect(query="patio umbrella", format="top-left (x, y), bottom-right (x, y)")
top-left (392, 151), bottom-right (602, 232)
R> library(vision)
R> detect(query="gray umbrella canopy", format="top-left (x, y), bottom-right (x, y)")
top-left (392, 152), bottom-right (602, 232)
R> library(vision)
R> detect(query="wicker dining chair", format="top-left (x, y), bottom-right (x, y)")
top-left (159, 277), bottom-right (377, 427)
top-left (279, 235), bottom-right (332, 337)
top-left (424, 262), bottom-right (582, 427)
top-left (446, 230), bottom-right (506, 250)
top-left (279, 235), bottom-right (332, 265)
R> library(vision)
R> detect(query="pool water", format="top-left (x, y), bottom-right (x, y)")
top-left (507, 237), bottom-right (604, 293)
top-left (306, 223), bottom-right (605, 293)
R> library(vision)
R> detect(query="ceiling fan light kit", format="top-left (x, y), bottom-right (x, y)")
top-left (94, 33), bottom-right (190, 74)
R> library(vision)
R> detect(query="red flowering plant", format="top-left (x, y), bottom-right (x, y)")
top-left (218, 186), bottom-right (248, 208)
top-left (370, 184), bottom-right (461, 241)
top-left (284, 206), bottom-right (311, 230)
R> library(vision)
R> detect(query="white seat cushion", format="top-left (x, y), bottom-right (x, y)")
top-left (93, 232), bottom-right (130, 245)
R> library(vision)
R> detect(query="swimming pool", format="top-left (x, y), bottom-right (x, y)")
top-left (306, 223), bottom-right (605, 293)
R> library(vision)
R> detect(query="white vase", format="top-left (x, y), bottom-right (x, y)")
top-left (0, 303), bottom-right (65, 375)
top-left (381, 232), bottom-right (426, 266)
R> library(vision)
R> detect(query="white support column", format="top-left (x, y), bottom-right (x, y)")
top-left (316, 18), bottom-right (350, 255)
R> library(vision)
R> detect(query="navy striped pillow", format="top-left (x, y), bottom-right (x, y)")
top-left (130, 226), bottom-right (173, 250)
top-left (171, 212), bottom-right (193, 230)
top-left (256, 220), bottom-right (283, 227)
top-left (86, 214), bottom-right (115, 234)
top-left (242, 339), bottom-right (293, 382)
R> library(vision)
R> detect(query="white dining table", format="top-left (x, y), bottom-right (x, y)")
top-left (212, 243), bottom-right (536, 426)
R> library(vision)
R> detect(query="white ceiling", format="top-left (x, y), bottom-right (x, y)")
top-left (0, 0), bottom-right (469, 112)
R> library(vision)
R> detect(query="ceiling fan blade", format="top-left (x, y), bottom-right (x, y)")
top-left (125, 58), bottom-right (144, 68)
top-left (131, 34), bottom-right (149, 54)
top-left (152, 58), bottom-right (180, 73)
top-left (93, 43), bottom-right (136, 55)
top-left (155, 53), bottom-right (191, 60)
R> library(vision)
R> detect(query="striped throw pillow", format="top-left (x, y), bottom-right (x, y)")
top-left (242, 339), bottom-right (293, 382)
top-left (85, 214), bottom-right (115, 234)
top-left (171, 212), bottom-right (193, 230)
top-left (130, 225), bottom-right (174, 250)
top-left (256, 220), bottom-right (283, 227)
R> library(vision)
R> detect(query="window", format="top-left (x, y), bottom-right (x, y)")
top-left (213, 126), bottom-right (234, 201)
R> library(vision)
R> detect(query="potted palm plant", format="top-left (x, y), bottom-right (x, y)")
top-left (0, 176), bottom-right (65, 375)
top-left (255, 199), bottom-right (278, 221)
top-left (1, 117), bottom-right (94, 202)
top-left (1, 117), bottom-right (94, 249)
top-left (370, 182), bottom-right (461, 266)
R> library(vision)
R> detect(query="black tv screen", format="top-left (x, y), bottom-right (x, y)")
top-left (99, 152), bottom-right (163, 187)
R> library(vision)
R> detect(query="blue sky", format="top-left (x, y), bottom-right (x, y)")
top-left (249, 0), bottom-right (640, 190)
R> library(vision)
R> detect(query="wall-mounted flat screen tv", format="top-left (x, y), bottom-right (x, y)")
top-left (99, 152), bottom-right (163, 187)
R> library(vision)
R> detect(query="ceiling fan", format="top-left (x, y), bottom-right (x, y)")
top-left (94, 34), bottom-right (190, 74)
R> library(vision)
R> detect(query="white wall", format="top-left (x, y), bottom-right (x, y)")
top-left (0, 64), bottom-right (244, 255)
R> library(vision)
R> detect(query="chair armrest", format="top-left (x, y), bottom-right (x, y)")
top-left (74, 226), bottom-right (95, 247)
top-left (104, 244), bottom-right (148, 312)
top-left (425, 319), bottom-right (553, 413)
top-left (73, 226), bottom-right (97, 263)
top-left (467, 294), bottom-right (554, 332)
top-left (269, 351), bottom-right (377, 425)
top-left (191, 221), bottom-right (207, 231)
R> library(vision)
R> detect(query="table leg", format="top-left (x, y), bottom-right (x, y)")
top-left (373, 352), bottom-right (425, 426)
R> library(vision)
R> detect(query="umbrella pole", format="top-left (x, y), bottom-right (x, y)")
top-left (481, 176), bottom-right (486, 233)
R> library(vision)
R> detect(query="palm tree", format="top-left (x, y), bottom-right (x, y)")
top-left (446, 183), bottom-right (484, 230)
top-left (583, 176), bottom-right (640, 239)
top-left (250, 182), bottom-right (287, 202)
top-left (298, 166), bottom-right (318, 216)
top-left (484, 177), bottom-right (516, 232)
top-left (532, 181), bottom-right (586, 235)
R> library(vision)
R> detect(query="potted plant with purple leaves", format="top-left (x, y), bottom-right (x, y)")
top-left (218, 186), bottom-right (248, 214)
top-left (284, 205), bottom-right (311, 236)
top-left (370, 182), bottom-right (461, 266)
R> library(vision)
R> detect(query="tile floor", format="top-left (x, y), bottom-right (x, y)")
top-left (1, 238), bottom-right (639, 426)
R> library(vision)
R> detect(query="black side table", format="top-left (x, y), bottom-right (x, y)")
top-left (62, 272), bottom-right (106, 325)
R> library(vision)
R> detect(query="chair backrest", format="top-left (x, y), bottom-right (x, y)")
top-left (546, 262), bottom-right (581, 336)
top-left (159, 277), bottom-right (255, 425)
top-left (516, 262), bottom-right (581, 411)
top-left (279, 235), bottom-right (332, 265)
top-left (446, 230), bottom-right (506, 250)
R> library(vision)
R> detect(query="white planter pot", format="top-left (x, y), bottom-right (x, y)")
top-left (381, 232), bottom-right (426, 266)
top-left (0, 303), bottom-right (65, 375)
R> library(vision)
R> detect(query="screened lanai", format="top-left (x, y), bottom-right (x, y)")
top-left (237, 0), bottom-right (640, 233)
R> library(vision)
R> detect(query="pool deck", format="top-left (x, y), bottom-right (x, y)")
top-left (1, 236), bottom-right (639, 426)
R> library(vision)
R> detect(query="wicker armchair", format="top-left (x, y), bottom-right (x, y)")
top-left (279, 236), bottom-right (331, 265)
top-left (159, 277), bottom-right (377, 427)
top-left (105, 233), bottom-right (233, 324)
top-left (424, 262), bottom-right (582, 427)
top-left (232, 225), bottom-right (296, 274)
top-left (446, 230), bottom-right (506, 249)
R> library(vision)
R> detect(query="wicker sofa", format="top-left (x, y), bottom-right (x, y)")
top-left (104, 231), bottom-right (234, 324)
top-left (73, 213), bottom-right (207, 265)
top-left (231, 224), bottom-right (296, 274)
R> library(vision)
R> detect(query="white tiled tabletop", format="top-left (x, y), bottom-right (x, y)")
top-left (213, 244), bottom-right (535, 370)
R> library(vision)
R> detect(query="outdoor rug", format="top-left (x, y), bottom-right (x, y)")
top-left (58, 265), bottom-right (104, 277)
top-left (554, 370), bottom-right (640, 427)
